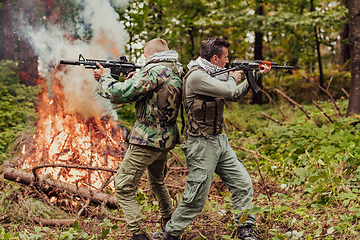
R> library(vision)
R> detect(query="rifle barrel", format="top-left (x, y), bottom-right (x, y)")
top-left (60, 59), bottom-right (80, 65)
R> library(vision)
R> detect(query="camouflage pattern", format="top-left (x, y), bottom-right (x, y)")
top-left (98, 61), bottom-right (184, 150)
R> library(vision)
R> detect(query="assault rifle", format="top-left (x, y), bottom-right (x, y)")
top-left (211, 60), bottom-right (295, 93)
top-left (60, 54), bottom-right (142, 79)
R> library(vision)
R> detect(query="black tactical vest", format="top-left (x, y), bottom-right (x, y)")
top-left (183, 66), bottom-right (225, 138)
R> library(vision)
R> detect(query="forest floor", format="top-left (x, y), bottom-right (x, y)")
top-left (0, 161), bottom-right (286, 240)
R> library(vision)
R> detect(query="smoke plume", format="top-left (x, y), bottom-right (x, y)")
top-left (18, 0), bottom-right (130, 120)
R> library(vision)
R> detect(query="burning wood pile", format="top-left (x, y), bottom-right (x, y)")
top-left (4, 75), bottom-right (128, 225)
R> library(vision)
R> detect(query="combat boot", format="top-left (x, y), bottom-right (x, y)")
top-left (131, 233), bottom-right (149, 240)
top-left (237, 224), bottom-right (258, 240)
top-left (160, 231), bottom-right (179, 240)
top-left (151, 217), bottom-right (171, 240)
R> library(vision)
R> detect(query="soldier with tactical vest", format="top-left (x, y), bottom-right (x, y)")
top-left (93, 38), bottom-right (186, 240)
top-left (152, 37), bottom-right (271, 240)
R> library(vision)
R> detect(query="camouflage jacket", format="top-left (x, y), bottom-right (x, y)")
top-left (98, 60), bottom-right (185, 150)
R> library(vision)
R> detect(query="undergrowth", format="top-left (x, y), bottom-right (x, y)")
top-left (0, 60), bottom-right (359, 239)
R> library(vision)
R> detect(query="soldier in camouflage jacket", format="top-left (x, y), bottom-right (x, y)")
top-left (94, 38), bottom-right (185, 240)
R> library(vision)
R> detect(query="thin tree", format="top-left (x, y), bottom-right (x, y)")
top-left (2, 0), bottom-right (15, 60)
top-left (310, 0), bottom-right (324, 88)
top-left (252, 0), bottom-right (264, 105)
top-left (17, 0), bottom-right (39, 86)
top-left (346, 0), bottom-right (360, 116)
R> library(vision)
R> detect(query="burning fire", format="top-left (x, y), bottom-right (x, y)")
top-left (15, 0), bottom-right (131, 193)
top-left (19, 71), bottom-right (126, 191)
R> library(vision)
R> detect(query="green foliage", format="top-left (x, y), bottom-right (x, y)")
top-left (115, 102), bottom-right (136, 131)
top-left (224, 99), bottom-right (360, 238)
top-left (0, 60), bottom-right (40, 163)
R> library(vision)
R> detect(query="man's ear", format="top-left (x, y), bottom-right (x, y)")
top-left (210, 55), bottom-right (218, 65)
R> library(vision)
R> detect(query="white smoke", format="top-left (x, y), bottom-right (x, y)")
top-left (18, 0), bottom-right (130, 120)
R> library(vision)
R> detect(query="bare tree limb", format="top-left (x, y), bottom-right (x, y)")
top-left (230, 144), bottom-right (300, 181)
top-left (260, 112), bottom-right (283, 126)
top-left (303, 76), bottom-right (344, 117)
top-left (312, 101), bottom-right (334, 123)
top-left (32, 217), bottom-right (77, 226)
top-left (341, 88), bottom-right (350, 98)
top-left (260, 89), bottom-right (288, 121)
top-left (274, 88), bottom-right (311, 120)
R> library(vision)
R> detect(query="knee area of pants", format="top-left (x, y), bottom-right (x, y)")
top-left (233, 185), bottom-right (253, 197)
top-left (115, 183), bottom-right (136, 194)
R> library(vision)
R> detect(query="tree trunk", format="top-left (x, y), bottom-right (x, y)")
top-left (252, 0), bottom-right (263, 105)
top-left (2, 0), bottom-right (15, 60)
top-left (17, 0), bottom-right (39, 86)
top-left (339, 22), bottom-right (351, 66)
top-left (310, 0), bottom-right (324, 88)
top-left (18, 39), bottom-right (39, 86)
top-left (346, 0), bottom-right (360, 116)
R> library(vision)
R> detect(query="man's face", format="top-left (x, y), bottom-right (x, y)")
top-left (212, 46), bottom-right (229, 68)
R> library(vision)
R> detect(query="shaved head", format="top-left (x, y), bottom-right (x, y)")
top-left (144, 38), bottom-right (169, 61)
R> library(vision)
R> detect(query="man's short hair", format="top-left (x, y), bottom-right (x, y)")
top-left (200, 37), bottom-right (230, 61)
top-left (144, 38), bottom-right (169, 53)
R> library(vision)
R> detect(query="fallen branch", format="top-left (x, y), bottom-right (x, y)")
top-left (274, 88), bottom-right (311, 120)
top-left (169, 150), bottom-right (185, 167)
top-left (260, 89), bottom-right (288, 121)
top-left (224, 118), bottom-right (242, 131)
top-left (32, 217), bottom-right (77, 226)
top-left (32, 163), bottom-right (117, 180)
top-left (230, 144), bottom-right (300, 181)
top-left (77, 198), bottom-right (91, 219)
top-left (341, 88), bottom-right (349, 98)
top-left (261, 112), bottom-right (283, 126)
top-left (101, 200), bottom-right (126, 222)
top-left (312, 101), bottom-right (334, 123)
top-left (303, 76), bottom-right (344, 117)
top-left (4, 167), bottom-right (119, 209)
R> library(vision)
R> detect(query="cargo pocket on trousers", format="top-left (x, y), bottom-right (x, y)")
top-left (182, 174), bottom-right (207, 205)
top-left (114, 168), bottom-right (137, 194)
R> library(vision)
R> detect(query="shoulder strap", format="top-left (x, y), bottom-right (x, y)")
top-left (182, 66), bottom-right (206, 136)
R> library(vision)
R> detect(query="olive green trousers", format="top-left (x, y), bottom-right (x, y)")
top-left (114, 144), bottom-right (175, 235)
top-left (166, 134), bottom-right (255, 237)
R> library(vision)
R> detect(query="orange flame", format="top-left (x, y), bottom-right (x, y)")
top-left (20, 70), bottom-right (125, 191)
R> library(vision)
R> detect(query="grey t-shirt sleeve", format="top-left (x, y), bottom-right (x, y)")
top-left (186, 69), bottom-right (251, 102)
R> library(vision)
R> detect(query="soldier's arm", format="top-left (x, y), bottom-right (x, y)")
top-left (97, 68), bottom-right (157, 104)
top-left (187, 70), bottom-right (247, 100)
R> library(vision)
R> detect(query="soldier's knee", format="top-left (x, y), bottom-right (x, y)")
top-left (114, 169), bottom-right (137, 194)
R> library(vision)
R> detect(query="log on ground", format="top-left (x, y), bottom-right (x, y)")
top-left (3, 167), bottom-right (119, 209)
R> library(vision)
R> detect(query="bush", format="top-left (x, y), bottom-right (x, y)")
top-left (0, 60), bottom-right (40, 164)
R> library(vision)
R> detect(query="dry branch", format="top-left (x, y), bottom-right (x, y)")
top-left (341, 88), bottom-right (349, 98)
top-left (303, 76), bottom-right (344, 117)
top-left (260, 89), bottom-right (288, 121)
top-left (101, 200), bottom-right (126, 222)
top-left (77, 198), bottom-right (91, 219)
top-left (261, 112), bottom-right (283, 126)
top-left (32, 217), bottom-right (77, 226)
top-left (169, 150), bottom-right (185, 167)
top-left (312, 101), bottom-right (334, 123)
top-left (4, 167), bottom-right (119, 209)
top-left (230, 144), bottom-right (300, 181)
top-left (274, 88), bottom-right (311, 120)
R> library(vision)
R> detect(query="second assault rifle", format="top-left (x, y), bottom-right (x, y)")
top-left (60, 54), bottom-right (142, 79)
top-left (211, 60), bottom-right (295, 93)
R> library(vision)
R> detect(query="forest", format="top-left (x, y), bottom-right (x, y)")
top-left (0, 0), bottom-right (360, 239)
